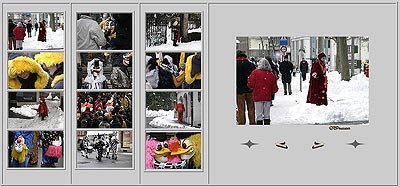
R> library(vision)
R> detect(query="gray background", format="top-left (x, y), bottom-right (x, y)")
top-left (0, 0), bottom-right (398, 186)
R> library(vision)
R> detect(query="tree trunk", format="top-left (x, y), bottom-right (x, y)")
top-left (318, 36), bottom-right (324, 54)
top-left (335, 38), bottom-right (341, 72)
top-left (182, 13), bottom-right (189, 42)
top-left (50, 13), bottom-right (56, 32)
top-left (337, 37), bottom-right (350, 81)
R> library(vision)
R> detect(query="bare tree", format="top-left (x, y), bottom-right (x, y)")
top-left (337, 37), bottom-right (350, 81)
top-left (49, 13), bottom-right (56, 32)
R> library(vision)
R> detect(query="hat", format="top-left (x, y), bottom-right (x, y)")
top-left (318, 52), bottom-right (326, 59)
top-left (35, 52), bottom-right (64, 67)
top-left (236, 50), bottom-right (247, 58)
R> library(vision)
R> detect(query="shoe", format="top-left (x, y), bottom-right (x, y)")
top-left (256, 120), bottom-right (263, 125)
top-left (264, 119), bottom-right (271, 125)
top-left (312, 141), bottom-right (324, 149)
top-left (289, 92), bottom-right (292, 95)
top-left (270, 103), bottom-right (274, 106)
top-left (284, 92), bottom-right (287, 95)
top-left (275, 141), bottom-right (288, 149)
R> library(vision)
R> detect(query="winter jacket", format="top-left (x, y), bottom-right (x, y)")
top-left (38, 102), bottom-right (49, 117)
top-left (300, 60), bottom-right (309, 72)
top-left (77, 15), bottom-right (106, 50)
top-left (8, 56), bottom-right (51, 89)
top-left (247, 69), bottom-right (279, 102)
top-left (13, 26), bottom-right (26, 40)
top-left (307, 59), bottom-right (328, 106)
top-left (9, 21), bottom-right (16, 37)
top-left (279, 60), bottom-right (294, 83)
top-left (237, 57), bottom-right (256, 94)
top-left (38, 22), bottom-right (46, 42)
top-left (26, 23), bottom-right (33, 31)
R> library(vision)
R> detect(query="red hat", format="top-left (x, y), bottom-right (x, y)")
top-left (318, 52), bottom-right (326, 59)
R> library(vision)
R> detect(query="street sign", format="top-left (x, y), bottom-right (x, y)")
top-left (280, 36), bottom-right (289, 46)
top-left (280, 46), bottom-right (287, 53)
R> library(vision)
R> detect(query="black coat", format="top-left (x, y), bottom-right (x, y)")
top-left (26, 23), bottom-right (33, 31)
top-left (279, 60), bottom-right (294, 83)
top-left (237, 59), bottom-right (256, 94)
top-left (8, 22), bottom-right (16, 37)
top-left (300, 60), bottom-right (308, 72)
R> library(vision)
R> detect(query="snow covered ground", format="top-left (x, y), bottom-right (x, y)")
top-left (146, 109), bottom-right (197, 129)
top-left (22, 28), bottom-right (64, 50)
top-left (8, 99), bottom-right (64, 129)
top-left (241, 71), bottom-right (369, 125)
top-left (146, 26), bottom-right (201, 52)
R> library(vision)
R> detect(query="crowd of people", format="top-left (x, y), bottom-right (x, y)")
top-left (236, 51), bottom-right (328, 125)
top-left (8, 19), bottom-right (47, 50)
top-left (145, 52), bottom-right (201, 89)
top-left (77, 92), bottom-right (132, 128)
top-left (9, 131), bottom-right (63, 168)
top-left (80, 133), bottom-right (120, 161)
top-left (77, 13), bottom-right (132, 50)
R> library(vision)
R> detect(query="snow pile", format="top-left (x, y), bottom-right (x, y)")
top-left (146, 109), bottom-right (174, 117)
top-left (149, 115), bottom-right (197, 129)
top-left (23, 28), bottom-right (64, 50)
top-left (146, 40), bottom-right (201, 52)
top-left (10, 105), bottom-right (39, 118)
top-left (271, 71), bottom-right (369, 125)
top-left (188, 27), bottom-right (201, 33)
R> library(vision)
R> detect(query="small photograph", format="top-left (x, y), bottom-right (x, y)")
top-left (236, 36), bottom-right (369, 125)
top-left (146, 13), bottom-right (201, 51)
top-left (77, 92), bottom-right (132, 128)
top-left (8, 92), bottom-right (64, 129)
top-left (76, 13), bottom-right (132, 50)
top-left (145, 52), bottom-right (201, 89)
top-left (8, 12), bottom-right (64, 50)
top-left (146, 92), bottom-right (201, 129)
top-left (77, 52), bottom-right (132, 89)
top-left (146, 132), bottom-right (201, 170)
top-left (8, 131), bottom-right (64, 168)
top-left (77, 131), bottom-right (133, 168)
top-left (8, 52), bottom-right (64, 89)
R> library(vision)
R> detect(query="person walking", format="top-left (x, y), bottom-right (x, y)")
top-left (34, 21), bottom-right (39, 36)
top-left (278, 55), bottom-right (294, 95)
top-left (8, 19), bottom-right (17, 50)
top-left (266, 56), bottom-right (279, 106)
top-left (38, 20), bottom-right (47, 42)
top-left (247, 58), bottom-right (279, 125)
top-left (175, 98), bottom-right (185, 123)
top-left (307, 52), bottom-right (328, 106)
top-left (13, 22), bottom-right (26, 50)
top-left (236, 51), bottom-right (256, 125)
top-left (26, 21), bottom-right (33, 38)
top-left (299, 58), bottom-right (309, 81)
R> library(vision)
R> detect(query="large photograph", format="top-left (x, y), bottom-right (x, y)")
top-left (146, 13), bottom-right (201, 51)
top-left (236, 36), bottom-right (369, 125)
top-left (8, 12), bottom-right (64, 50)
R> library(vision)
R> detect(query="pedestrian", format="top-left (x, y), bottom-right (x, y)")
top-left (38, 20), bottom-right (47, 42)
top-left (236, 51), bottom-right (256, 125)
top-left (77, 14), bottom-right (106, 50)
top-left (8, 56), bottom-right (52, 89)
top-left (11, 131), bottom-right (34, 167)
top-left (8, 19), bottom-right (17, 50)
top-left (307, 52), bottom-right (328, 106)
top-left (278, 55), bottom-right (294, 95)
top-left (13, 22), bottom-right (26, 50)
top-left (266, 56), bottom-right (279, 106)
top-left (38, 96), bottom-right (49, 121)
top-left (300, 58), bottom-right (309, 81)
top-left (110, 52), bottom-right (132, 89)
top-left (26, 20), bottom-right (33, 38)
top-left (34, 21), bottom-right (39, 36)
top-left (247, 58), bottom-right (279, 125)
top-left (175, 98), bottom-right (185, 123)
top-left (171, 17), bottom-right (180, 46)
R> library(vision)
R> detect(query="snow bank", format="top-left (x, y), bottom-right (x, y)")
top-left (149, 115), bottom-right (197, 129)
top-left (10, 105), bottom-right (39, 118)
top-left (188, 27), bottom-right (201, 33)
top-left (23, 28), bottom-right (64, 50)
top-left (146, 40), bottom-right (201, 52)
top-left (146, 109), bottom-right (174, 117)
top-left (271, 71), bottom-right (369, 125)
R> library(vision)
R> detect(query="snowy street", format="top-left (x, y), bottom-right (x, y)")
top-left (241, 71), bottom-right (369, 125)
top-left (8, 99), bottom-right (64, 129)
top-left (146, 110), bottom-right (198, 129)
top-left (21, 28), bottom-right (64, 50)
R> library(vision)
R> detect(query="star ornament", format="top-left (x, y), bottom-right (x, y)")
top-left (347, 140), bottom-right (364, 148)
top-left (241, 140), bottom-right (258, 148)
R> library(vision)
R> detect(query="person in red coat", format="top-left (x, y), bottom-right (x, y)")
top-left (307, 52), bottom-right (328, 106)
top-left (247, 58), bottom-right (279, 125)
top-left (13, 22), bottom-right (26, 50)
top-left (38, 20), bottom-right (47, 42)
top-left (94, 97), bottom-right (103, 112)
top-left (38, 96), bottom-right (49, 121)
top-left (175, 99), bottom-right (185, 123)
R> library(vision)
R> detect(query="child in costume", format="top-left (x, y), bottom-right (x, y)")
top-left (38, 96), bottom-right (49, 121)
